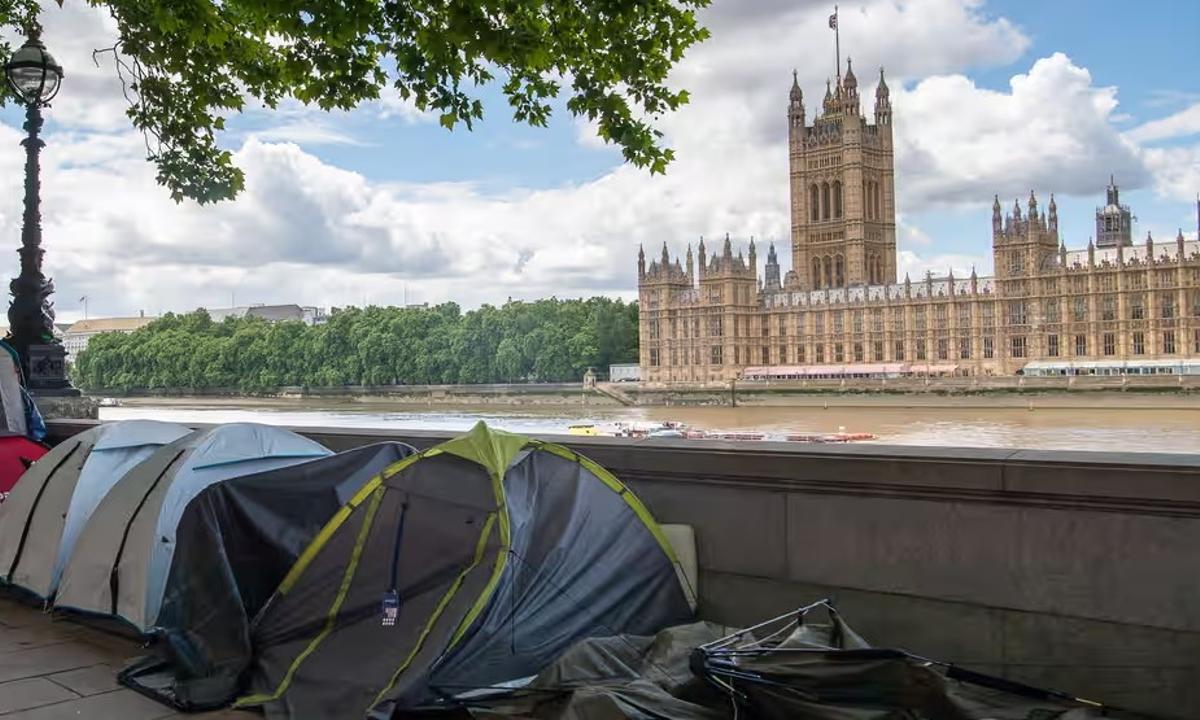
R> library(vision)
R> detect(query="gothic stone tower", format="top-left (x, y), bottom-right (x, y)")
top-left (788, 60), bottom-right (896, 290)
top-left (1095, 176), bottom-right (1132, 248)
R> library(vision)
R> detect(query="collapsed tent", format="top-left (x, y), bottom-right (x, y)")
top-left (0, 420), bottom-right (190, 600)
top-left (0, 434), bottom-right (48, 505)
top-left (226, 422), bottom-right (694, 720)
top-left (121, 441), bottom-right (418, 711)
top-left (464, 601), bottom-right (1132, 720)
top-left (54, 422), bottom-right (332, 631)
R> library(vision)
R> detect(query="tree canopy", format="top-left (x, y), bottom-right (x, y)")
top-left (72, 297), bottom-right (639, 391)
top-left (1, 0), bottom-right (709, 203)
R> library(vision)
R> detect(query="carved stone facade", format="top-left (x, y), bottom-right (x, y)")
top-left (638, 63), bottom-right (1200, 382)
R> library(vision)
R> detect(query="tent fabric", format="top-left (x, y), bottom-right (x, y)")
top-left (120, 442), bottom-right (418, 711)
top-left (0, 341), bottom-right (27, 437)
top-left (464, 607), bottom-right (1129, 720)
top-left (233, 422), bottom-right (694, 720)
top-left (0, 436), bottom-right (48, 504)
top-left (0, 420), bottom-right (191, 601)
top-left (54, 423), bottom-right (331, 632)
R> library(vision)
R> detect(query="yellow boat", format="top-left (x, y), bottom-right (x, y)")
top-left (567, 424), bottom-right (601, 436)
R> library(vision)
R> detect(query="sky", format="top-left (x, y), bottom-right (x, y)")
top-left (0, 0), bottom-right (1198, 324)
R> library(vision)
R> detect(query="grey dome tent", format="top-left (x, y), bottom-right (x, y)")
top-left (231, 422), bottom-right (695, 720)
top-left (120, 441), bottom-right (418, 711)
top-left (54, 422), bottom-right (331, 632)
top-left (0, 420), bottom-right (192, 601)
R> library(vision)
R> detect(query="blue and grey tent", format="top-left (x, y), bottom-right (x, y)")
top-left (232, 422), bottom-right (696, 720)
top-left (0, 420), bottom-right (192, 601)
top-left (53, 423), bottom-right (331, 632)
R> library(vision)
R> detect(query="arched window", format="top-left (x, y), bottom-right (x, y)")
top-left (812, 257), bottom-right (822, 288)
top-left (823, 256), bottom-right (833, 288)
top-left (810, 185), bottom-right (820, 222)
top-left (866, 181), bottom-right (874, 219)
top-left (874, 182), bottom-right (882, 220)
top-left (821, 182), bottom-right (831, 221)
top-left (835, 255), bottom-right (845, 287)
top-left (833, 181), bottom-right (843, 218)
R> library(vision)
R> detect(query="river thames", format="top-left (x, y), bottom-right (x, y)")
top-left (99, 395), bottom-right (1200, 453)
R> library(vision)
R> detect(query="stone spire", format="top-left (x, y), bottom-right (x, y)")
top-left (874, 66), bottom-right (891, 124)
top-left (697, 236), bottom-right (706, 280)
top-left (685, 243), bottom-right (694, 282)
top-left (1048, 193), bottom-right (1058, 233)
top-left (637, 244), bottom-right (645, 278)
top-left (1012, 197), bottom-right (1022, 221)
top-left (823, 78), bottom-right (834, 114)
top-left (992, 195), bottom-right (1002, 235)
top-left (1178, 228), bottom-right (1186, 262)
top-left (789, 69), bottom-right (807, 141)
top-left (764, 242), bottom-right (782, 291)
top-left (660, 241), bottom-right (670, 266)
top-left (723, 232), bottom-right (733, 259)
top-left (748, 237), bottom-right (757, 270)
top-left (842, 57), bottom-right (858, 114)
top-left (1146, 230), bottom-right (1154, 261)
top-left (1087, 237), bottom-right (1095, 266)
top-left (1027, 190), bottom-right (1038, 220)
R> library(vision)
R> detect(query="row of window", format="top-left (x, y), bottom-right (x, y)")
top-left (649, 291), bottom-right (1200, 341)
top-left (647, 329), bottom-right (1200, 367)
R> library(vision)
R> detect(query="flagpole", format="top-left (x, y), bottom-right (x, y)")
top-left (834, 5), bottom-right (840, 84)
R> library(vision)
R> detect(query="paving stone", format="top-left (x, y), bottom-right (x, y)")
top-left (0, 625), bottom-right (86, 654)
top-left (0, 688), bottom-right (175, 720)
top-left (0, 606), bottom-right (50, 631)
top-left (0, 642), bottom-right (110, 684)
top-left (45, 665), bottom-right (120, 697)
top-left (0, 678), bottom-right (77, 715)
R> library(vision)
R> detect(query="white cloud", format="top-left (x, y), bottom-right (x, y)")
top-left (897, 250), bottom-right (989, 280)
top-left (248, 120), bottom-right (365, 146)
top-left (1125, 102), bottom-right (1200, 144)
top-left (892, 53), bottom-right (1147, 207)
top-left (1142, 145), bottom-right (1200, 203)
top-left (1, 0), bottom-right (1196, 320)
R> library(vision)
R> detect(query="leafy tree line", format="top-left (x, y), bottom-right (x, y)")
top-left (72, 298), bottom-right (638, 391)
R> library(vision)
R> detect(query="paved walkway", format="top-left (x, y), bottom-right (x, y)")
top-left (0, 597), bottom-right (256, 719)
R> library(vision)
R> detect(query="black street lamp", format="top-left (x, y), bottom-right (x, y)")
top-left (3, 24), bottom-right (74, 394)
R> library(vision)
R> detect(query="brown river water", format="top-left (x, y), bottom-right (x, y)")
top-left (99, 395), bottom-right (1200, 454)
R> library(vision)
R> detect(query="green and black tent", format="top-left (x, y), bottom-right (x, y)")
top-left (218, 422), bottom-right (695, 719)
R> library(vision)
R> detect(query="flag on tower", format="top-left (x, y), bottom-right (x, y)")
top-left (829, 10), bottom-right (838, 29)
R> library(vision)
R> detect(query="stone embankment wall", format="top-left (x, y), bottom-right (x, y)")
top-left (84, 382), bottom-right (623, 406)
top-left (81, 374), bottom-right (1200, 408)
top-left (44, 420), bottom-right (1200, 718)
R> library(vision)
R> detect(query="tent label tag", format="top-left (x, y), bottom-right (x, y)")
top-left (381, 590), bottom-right (400, 627)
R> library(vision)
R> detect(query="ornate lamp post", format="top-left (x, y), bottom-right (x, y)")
top-left (4, 25), bottom-right (74, 393)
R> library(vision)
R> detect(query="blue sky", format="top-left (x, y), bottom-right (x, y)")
top-left (0, 0), bottom-right (1197, 320)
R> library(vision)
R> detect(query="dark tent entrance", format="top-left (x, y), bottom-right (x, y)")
top-left (121, 442), bottom-right (417, 709)
top-left (233, 423), bottom-right (695, 719)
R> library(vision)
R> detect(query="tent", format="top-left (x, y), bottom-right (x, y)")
top-left (53, 422), bottom-right (332, 631)
top-left (466, 601), bottom-right (1128, 720)
top-left (0, 340), bottom-right (29, 438)
top-left (121, 442), bottom-right (419, 711)
top-left (230, 422), bottom-right (695, 720)
top-left (0, 434), bottom-right (48, 505)
top-left (0, 420), bottom-right (191, 600)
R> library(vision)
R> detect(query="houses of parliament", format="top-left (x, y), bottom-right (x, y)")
top-left (637, 59), bottom-right (1200, 382)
